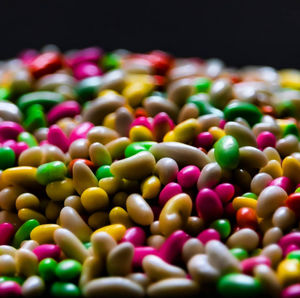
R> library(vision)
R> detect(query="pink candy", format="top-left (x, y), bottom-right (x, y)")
top-left (0, 121), bottom-right (24, 142)
top-left (133, 246), bottom-right (159, 269)
top-left (177, 165), bottom-right (201, 188)
top-left (69, 122), bottom-right (94, 143)
top-left (48, 125), bottom-right (69, 152)
top-left (194, 132), bottom-right (213, 150)
top-left (269, 176), bottom-right (293, 194)
top-left (0, 281), bottom-right (22, 297)
top-left (67, 47), bottom-right (103, 67)
top-left (256, 131), bottom-right (276, 150)
top-left (159, 182), bottom-right (182, 206)
top-left (130, 117), bottom-right (152, 131)
top-left (2, 140), bottom-right (29, 157)
top-left (159, 230), bottom-right (190, 264)
top-left (214, 183), bottom-right (235, 203)
top-left (120, 227), bottom-right (146, 247)
top-left (47, 101), bottom-right (81, 124)
top-left (153, 112), bottom-right (174, 141)
top-left (282, 284), bottom-right (300, 298)
top-left (32, 244), bottom-right (61, 261)
top-left (241, 255), bottom-right (271, 275)
top-left (73, 62), bottom-right (102, 80)
top-left (0, 222), bottom-right (14, 245)
top-left (278, 233), bottom-right (300, 256)
top-left (196, 188), bottom-right (223, 222)
top-left (197, 228), bottom-right (220, 244)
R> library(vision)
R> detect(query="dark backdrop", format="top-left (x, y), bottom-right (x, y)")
top-left (2, 0), bottom-right (300, 69)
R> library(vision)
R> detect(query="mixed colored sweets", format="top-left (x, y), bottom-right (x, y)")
top-left (0, 46), bottom-right (300, 297)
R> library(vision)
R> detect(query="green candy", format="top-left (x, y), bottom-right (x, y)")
top-left (224, 102), bottom-right (262, 127)
top-left (296, 187), bottom-right (300, 193)
top-left (83, 242), bottom-right (92, 249)
top-left (36, 161), bottom-right (67, 185)
top-left (218, 273), bottom-right (262, 298)
top-left (101, 53), bottom-right (120, 70)
top-left (0, 147), bottom-right (15, 170)
top-left (210, 219), bottom-right (231, 239)
top-left (55, 260), bottom-right (82, 281)
top-left (17, 131), bottom-right (38, 147)
top-left (13, 219), bottom-right (40, 248)
top-left (276, 100), bottom-right (296, 118)
top-left (125, 141), bottom-right (157, 158)
top-left (0, 87), bottom-right (10, 100)
top-left (194, 77), bottom-right (212, 93)
top-left (187, 95), bottom-right (223, 118)
top-left (214, 135), bottom-right (239, 169)
top-left (39, 258), bottom-right (58, 282)
top-left (287, 250), bottom-right (300, 261)
top-left (0, 276), bottom-right (24, 285)
top-left (50, 282), bottom-right (81, 297)
top-left (23, 104), bottom-right (47, 131)
top-left (242, 192), bottom-right (258, 200)
top-left (283, 123), bottom-right (300, 138)
top-left (17, 91), bottom-right (64, 111)
top-left (230, 248), bottom-right (248, 261)
top-left (96, 165), bottom-right (114, 180)
top-left (75, 76), bottom-right (102, 102)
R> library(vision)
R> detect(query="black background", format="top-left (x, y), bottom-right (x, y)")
top-left (1, 0), bottom-right (300, 69)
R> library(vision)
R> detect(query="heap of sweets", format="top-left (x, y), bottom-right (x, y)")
top-left (0, 46), bottom-right (300, 297)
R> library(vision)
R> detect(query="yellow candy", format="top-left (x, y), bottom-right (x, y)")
top-left (277, 259), bottom-right (300, 286)
top-left (173, 119), bottom-right (200, 143)
top-left (45, 201), bottom-right (61, 221)
top-left (81, 187), bottom-right (109, 213)
top-left (129, 125), bottom-right (153, 142)
top-left (93, 224), bottom-right (126, 241)
top-left (1, 167), bottom-right (39, 188)
top-left (30, 224), bottom-right (60, 244)
top-left (126, 74), bottom-right (154, 85)
top-left (232, 197), bottom-right (257, 210)
top-left (98, 89), bottom-right (120, 97)
top-left (112, 192), bottom-right (128, 208)
top-left (123, 82), bottom-right (153, 107)
top-left (98, 177), bottom-right (122, 195)
top-left (15, 193), bottom-right (39, 211)
top-left (208, 126), bottom-right (226, 141)
top-left (18, 208), bottom-right (47, 224)
top-left (159, 193), bottom-right (192, 236)
top-left (103, 112), bottom-right (116, 130)
top-left (259, 160), bottom-right (282, 178)
top-left (141, 176), bottom-right (161, 199)
top-left (163, 131), bottom-right (177, 142)
top-left (282, 156), bottom-right (300, 184)
top-left (280, 70), bottom-right (300, 89)
top-left (109, 207), bottom-right (133, 228)
top-left (105, 137), bottom-right (131, 161)
top-left (46, 178), bottom-right (75, 201)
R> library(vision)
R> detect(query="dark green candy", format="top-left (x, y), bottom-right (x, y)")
top-left (36, 161), bottom-right (67, 185)
top-left (13, 219), bottom-right (40, 248)
top-left (23, 104), bottom-right (47, 131)
top-left (0, 147), bottom-right (15, 170)
top-left (283, 123), bottom-right (299, 138)
top-left (50, 282), bottom-right (81, 297)
top-left (75, 76), bottom-right (102, 103)
top-left (224, 102), bottom-right (262, 126)
top-left (55, 260), bottom-right (82, 281)
top-left (214, 135), bottom-right (239, 170)
top-left (101, 53), bottom-right (120, 71)
top-left (218, 273), bottom-right (262, 298)
top-left (0, 88), bottom-right (10, 100)
top-left (17, 91), bottom-right (64, 111)
top-left (38, 258), bottom-right (58, 282)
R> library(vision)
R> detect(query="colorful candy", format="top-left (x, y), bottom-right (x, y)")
top-left (0, 46), bottom-right (300, 297)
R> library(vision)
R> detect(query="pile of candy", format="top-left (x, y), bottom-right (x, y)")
top-left (0, 46), bottom-right (300, 297)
